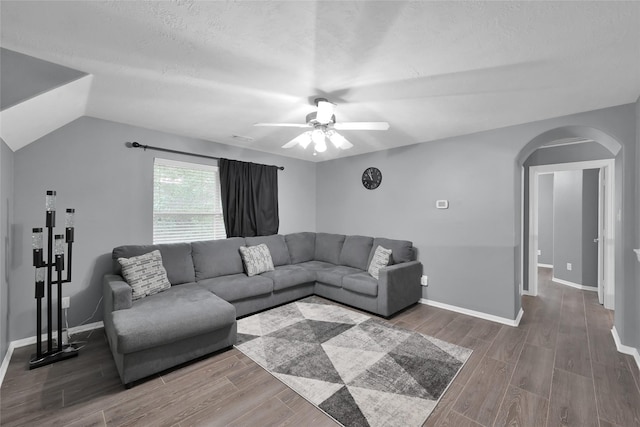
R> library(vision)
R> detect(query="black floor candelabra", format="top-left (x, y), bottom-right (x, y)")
top-left (29, 190), bottom-right (78, 369)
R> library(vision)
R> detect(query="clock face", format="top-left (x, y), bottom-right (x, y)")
top-left (362, 167), bottom-right (382, 190)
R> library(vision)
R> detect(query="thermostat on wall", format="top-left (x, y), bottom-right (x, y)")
top-left (436, 200), bottom-right (449, 209)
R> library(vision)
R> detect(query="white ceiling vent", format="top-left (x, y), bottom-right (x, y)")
top-left (231, 135), bottom-right (255, 143)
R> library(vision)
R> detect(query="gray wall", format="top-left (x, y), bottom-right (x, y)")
top-left (537, 174), bottom-right (554, 266)
top-left (552, 170), bottom-right (591, 285)
top-left (316, 136), bottom-right (518, 319)
top-left (317, 104), bottom-right (637, 326)
top-left (539, 169), bottom-right (598, 287)
top-left (0, 48), bottom-right (87, 110)
top-left (635, 96), bottom-right (640, 353)
top-left (581, 169), bottom-right (599, 288)
top-left (0, 139), bottom-right (14, 362)
top-left (519, 107), bottom-right (637, 357)
top-left (3, 105), bottom-right (638, 359)
top-left (8, 117), bottom-right (316, 341)
top-left (616, 104), bottom-right (638, 359)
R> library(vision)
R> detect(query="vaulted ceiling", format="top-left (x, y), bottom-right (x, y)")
top-left (1, 1), bottom-right (639, 161)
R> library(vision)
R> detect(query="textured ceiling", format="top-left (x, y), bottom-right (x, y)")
top-left (1, 1), bottom-right (639, 161)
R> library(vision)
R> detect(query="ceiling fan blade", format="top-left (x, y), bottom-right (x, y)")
top-left (339, 138), bottom-right (354, 150)
top-left (327, 130), bottom-right (353, 150)
top-left (334, 122), bottom-right (390, 131)
top-left (254, 123), bottom-right (311, 128)
top-left (282, 138), bottom-right (301, 148)
top-left (282, 131), bottom-right (312, 149)
top-left (316, 100), bottom-right (336, 124)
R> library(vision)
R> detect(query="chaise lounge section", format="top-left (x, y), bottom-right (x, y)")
top-left (103, 232), bottom-right (422, 386)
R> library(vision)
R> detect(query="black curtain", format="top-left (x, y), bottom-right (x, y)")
top-left (219, 158), bottom-right (279, 237)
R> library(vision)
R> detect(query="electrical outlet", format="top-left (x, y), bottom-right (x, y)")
top-left (566, 263), bottom-right (572, 271)
top-left (420, 275), bottom-right (428, 287)
top-left (62, 296), bottom-right (70, 309)
top-left (537, 249), bottom-right (541, 256)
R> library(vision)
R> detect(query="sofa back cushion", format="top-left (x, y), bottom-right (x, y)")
top-left (315, 233), bottom-right (346, 265)
top-left (192, 237), bottom-right (246, 280)
top-left (367, 237), bottom-right (415, 266)
top-left (339, 235), bottom-right (374, 270)
top-left (285, 232), bottom-right (316, 264)
top-left (112, 242), bottom-right (194, 285)
top-left (246, 234), bottom-right (291, 266)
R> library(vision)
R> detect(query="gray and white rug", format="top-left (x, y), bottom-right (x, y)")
top-left (235, 296), bottom-right (472, 427)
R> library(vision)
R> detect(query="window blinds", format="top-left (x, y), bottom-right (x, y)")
top-left (153, 158), bottom-right (226, 244)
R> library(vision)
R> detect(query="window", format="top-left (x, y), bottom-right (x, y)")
top-left (153, 158), bottom-right (226, 243)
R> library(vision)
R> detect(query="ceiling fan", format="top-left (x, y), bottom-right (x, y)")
top-left (254, 98), bottom-right (390, 153)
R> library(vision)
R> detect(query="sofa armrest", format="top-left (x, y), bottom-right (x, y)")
top-left (377, 261), bottom-right (423, 317)
top-left (103, 274), bottom-right (132, 313)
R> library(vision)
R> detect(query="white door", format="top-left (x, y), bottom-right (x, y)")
top-left (597, 168), bottom-right (605, 305)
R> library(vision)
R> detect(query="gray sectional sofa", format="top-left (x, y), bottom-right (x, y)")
top-left (103, 232), bottom-right (422, 386)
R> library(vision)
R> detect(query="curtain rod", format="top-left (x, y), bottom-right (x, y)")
top-left (127, 142), bottom-right (285, 170)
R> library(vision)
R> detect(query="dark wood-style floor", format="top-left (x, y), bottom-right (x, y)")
top-left (2, 268), bottom-right (639, 426)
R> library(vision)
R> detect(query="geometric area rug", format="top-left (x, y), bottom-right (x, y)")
top-left (235, 296), bottom-right (472, 427)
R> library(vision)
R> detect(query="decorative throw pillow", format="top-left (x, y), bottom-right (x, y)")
top-left (239, 244), bottom-right (275, 277)
top-left (368, 245), bottom-right (392, 279)
top-left (118, 250), bottom-right (171, 301)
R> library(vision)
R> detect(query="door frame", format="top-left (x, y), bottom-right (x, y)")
top-left (526, 159), bottom-right (615, 309)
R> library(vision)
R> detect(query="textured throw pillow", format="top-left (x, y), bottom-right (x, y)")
top-left (368, 245), bottom-right (392, 279)
top-left (239, 244), bottom-right (275, 277)
top-left (118, 250), bottom-right (171, 301)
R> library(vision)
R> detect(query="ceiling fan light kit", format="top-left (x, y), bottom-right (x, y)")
top-left (255, 97), bottom-right (389, 154)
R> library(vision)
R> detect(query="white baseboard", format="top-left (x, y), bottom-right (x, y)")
top-left (522, 289), bottom-right (535, 296)
top-left (69, 321), bottom-right (104, 336)
top-left (0, 321), bottom-right (104, 387)
top-left (551, 276), bottom-right (598, 292)
top-left (0, 343), bottom-right (15, 389)
top-left (419, 298), bottom-right (524, 327)
top-left (611, 326), bottom-right (640, 371)
top-left (537, 263), bottom-right (553, 269)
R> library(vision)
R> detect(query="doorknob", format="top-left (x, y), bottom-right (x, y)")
top-left (594, 238), bottom-right (599, 243)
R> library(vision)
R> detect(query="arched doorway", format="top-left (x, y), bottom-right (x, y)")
top-left (516, 126), bottom-right (622, 310)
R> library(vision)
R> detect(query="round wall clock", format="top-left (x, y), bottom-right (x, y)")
top-left (362, 167), bottom-right (382, 190)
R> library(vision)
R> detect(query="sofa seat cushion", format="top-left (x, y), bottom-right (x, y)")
top-left (111, 284), bottom-right (235, 354)
top-left (198, 273), bottom-right (274, 302)
top-left (260, 265), bottom-right (316, 291)
top-left (343, 272), bottom-right (379, 297)
top-left (294, 260), bottom-right (335, 271)
top-left (316, 266), bottom-right (363, 288)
